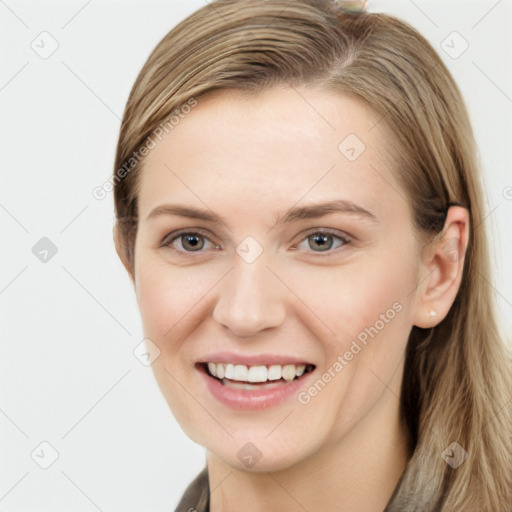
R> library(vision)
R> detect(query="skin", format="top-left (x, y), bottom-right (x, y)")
top-left (115, 86), bottom-right (469, 512)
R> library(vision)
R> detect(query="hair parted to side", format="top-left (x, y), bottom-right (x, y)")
top-left (113, 1), bottom-right (512, 510)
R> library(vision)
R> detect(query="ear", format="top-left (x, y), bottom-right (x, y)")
top-left (113, 224), bottom-right (135, 287)
top-left (412, 206), bottom-right (470, 328)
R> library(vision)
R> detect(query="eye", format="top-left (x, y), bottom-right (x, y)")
top-left (296, 230), bottom-right (351, 253)
top-left (160, 230), bottom-right (219, 253)
top-left (160, 228), bottom-right (351, 255)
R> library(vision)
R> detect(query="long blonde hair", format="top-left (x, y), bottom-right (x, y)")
top-left (113, 1), bottom-right (512, 509)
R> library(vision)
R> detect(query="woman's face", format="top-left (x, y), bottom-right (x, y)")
top-left (131, 86), bottom-right (425, 471)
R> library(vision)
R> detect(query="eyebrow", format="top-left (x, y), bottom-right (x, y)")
top-left (145, 199), bottom-right (378, 228)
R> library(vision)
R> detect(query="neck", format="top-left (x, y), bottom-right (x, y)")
top-left (207, 388), bottom-right (410, 512)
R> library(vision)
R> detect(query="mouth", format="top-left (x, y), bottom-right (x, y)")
top-left (196, 361), bottom-right (316, 389)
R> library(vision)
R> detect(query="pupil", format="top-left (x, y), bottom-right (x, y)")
top-left (310, 234), bottom-right (332, 251)
top-left (183, 235), bottom-right (203, 251)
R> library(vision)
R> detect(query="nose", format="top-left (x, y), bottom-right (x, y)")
top-left (212, 256), bottom-right (287, 338)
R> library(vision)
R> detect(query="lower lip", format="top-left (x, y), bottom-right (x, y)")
top-left (198, 365), bottom-right (315, 410)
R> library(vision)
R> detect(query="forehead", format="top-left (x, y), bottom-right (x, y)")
top-left (137, 86), bottom-right (403, 223)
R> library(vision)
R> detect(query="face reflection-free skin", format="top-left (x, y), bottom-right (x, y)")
top-left (120, 87), bottom-right (468, 511)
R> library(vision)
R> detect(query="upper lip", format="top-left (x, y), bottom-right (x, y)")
top-left (198, 351), bottom-right (315, 366)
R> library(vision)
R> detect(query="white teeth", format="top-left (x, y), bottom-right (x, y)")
top-left (281, 364), bottom-right (297, 382)
top-left (247, 365), bottom-right (267, 383)
top-left (267, 365), bottom-right (282, 380)
top-left (233, 364), bottom-right (248, 381)
top-left (207, 362), bottom-right (217, 377)
top-left (206, 362), bottom-right (311, 383)
top-left (225, 363), bottom-right (235, 379)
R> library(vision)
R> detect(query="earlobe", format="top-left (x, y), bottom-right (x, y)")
top-left (413, 206), bottom-right (470, 329)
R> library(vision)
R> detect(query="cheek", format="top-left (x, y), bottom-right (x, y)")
top-left (134, 258), bottom-right (195, 339)
top-left (134, 256), bottom-right (226, 353)
top-left (295, 256), bottom-right (414, 339)
top-left (135, 262), bottom-right (176, 338)
top-left (289, 254), bottom-right (417, 431)
top-left (133, 258), bottom-right (218, 433)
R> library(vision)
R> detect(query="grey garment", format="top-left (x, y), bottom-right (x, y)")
top-left (174, 467), bottom-right (209, 512)
top-left (174, 465), bottom-right (406, 512)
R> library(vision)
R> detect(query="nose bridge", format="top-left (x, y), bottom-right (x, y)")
top-left (212, 250), bottom-right (286, 337)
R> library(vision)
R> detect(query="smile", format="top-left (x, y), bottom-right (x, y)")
top-left (196, 361), bottom-right (316, 409)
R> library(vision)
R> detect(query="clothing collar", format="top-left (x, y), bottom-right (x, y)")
top-left (174, 464), bottom-right (406, 512)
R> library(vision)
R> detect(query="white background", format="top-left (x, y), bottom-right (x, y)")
top-left (1, 0), bottom-right (511, 510)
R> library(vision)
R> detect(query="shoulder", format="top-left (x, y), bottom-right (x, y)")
top-left (173, 466), bottom-right (210, 512)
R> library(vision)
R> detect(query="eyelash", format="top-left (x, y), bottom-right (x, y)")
top-left (160, 228), bottom-right (352, 256)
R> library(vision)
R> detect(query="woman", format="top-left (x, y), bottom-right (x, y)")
top-left (112, 0), bottom-right (512, 510)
